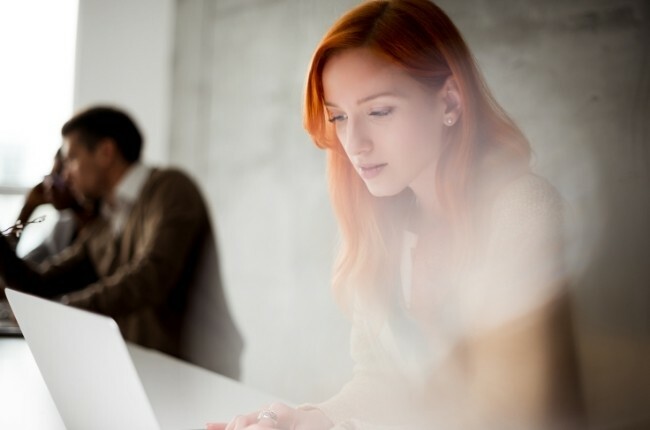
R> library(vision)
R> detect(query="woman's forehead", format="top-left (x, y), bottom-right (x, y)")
top-left (322, 48), bottom-right (418, 105)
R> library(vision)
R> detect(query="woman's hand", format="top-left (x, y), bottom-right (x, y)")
top-left (206, 402), bottom-right (333, 430)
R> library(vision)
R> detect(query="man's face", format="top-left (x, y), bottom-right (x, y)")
top-left (61, 131), bottom-right (108, 200)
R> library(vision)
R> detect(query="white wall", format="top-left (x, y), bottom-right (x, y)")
top-left (74, 0), bottom-right (175, 165)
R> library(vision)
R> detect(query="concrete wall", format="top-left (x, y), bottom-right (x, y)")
top-left (440, 2), bottom-right (650, 427)
top-left (170, 0), bottom-right (357, 403)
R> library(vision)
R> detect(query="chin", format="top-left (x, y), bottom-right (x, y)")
top-left (364, 183), bottom-right (406, 198)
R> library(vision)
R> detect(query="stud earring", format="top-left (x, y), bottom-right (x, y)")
top-left (445, 118), bottom-right (454, 126)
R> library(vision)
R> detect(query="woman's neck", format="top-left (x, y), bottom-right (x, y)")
top-left (408, 190), bottom-right (444, 238)
top-left (408, 162), bottom-right (443, 230)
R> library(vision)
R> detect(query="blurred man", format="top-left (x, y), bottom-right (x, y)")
top-left (0, 106), bottom-right (242, 378)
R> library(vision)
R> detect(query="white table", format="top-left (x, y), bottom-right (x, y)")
top-left (0, 338), bottom-right (277, 430)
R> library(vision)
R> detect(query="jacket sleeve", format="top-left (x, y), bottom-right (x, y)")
top-left (0, 229), bottom-right (97, 297)
top-left (61, 171), bottom-right (208, 317)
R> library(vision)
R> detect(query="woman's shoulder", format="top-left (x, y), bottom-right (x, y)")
top-left (483, 172), bottom-right (564, 236)
top-left (464, 172), bottom-right (568, 333)
top-left (498, 172), bottom-right (561, 201)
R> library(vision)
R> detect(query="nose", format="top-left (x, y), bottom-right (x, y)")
top-left (340, 117), bottom-right (372, 156)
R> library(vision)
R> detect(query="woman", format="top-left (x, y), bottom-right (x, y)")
top-left (211, 0), bottom-right (583, 428)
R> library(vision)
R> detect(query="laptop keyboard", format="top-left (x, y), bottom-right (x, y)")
top-left (0, 300), bottom-right (12, 320)
top-left (0, 299), bottom-right (21, 335)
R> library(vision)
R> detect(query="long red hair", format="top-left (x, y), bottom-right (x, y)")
top-left (304, 0), bottom-right (531, 312)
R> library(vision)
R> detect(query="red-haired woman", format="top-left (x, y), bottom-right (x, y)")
top-left (210, 0), bottom-right (584, 429)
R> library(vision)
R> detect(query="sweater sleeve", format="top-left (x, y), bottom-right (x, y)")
top-left (462, 174), bottom-right (567, 335)
top-left (301, 310), bottom-right (414, 429)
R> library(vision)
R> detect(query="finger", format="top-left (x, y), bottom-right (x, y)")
top-left (268, 403), bottom-right (296, 429)
top-left (256, 413), bottom-right (277, 428)
top-left (225, 412), bottom-right (258, 430)
top-left (224, 415), bottom-right (240, 430)
top-left (206, 424), bottom-right (227, 430)
top-left (255, 404), bottom-right (281, 428)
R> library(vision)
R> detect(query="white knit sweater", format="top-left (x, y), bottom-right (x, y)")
top-left (308, 173), bottom-right (567, 430)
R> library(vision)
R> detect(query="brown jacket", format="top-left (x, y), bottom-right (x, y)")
top-left (0, 168), bottom-right (243, 378)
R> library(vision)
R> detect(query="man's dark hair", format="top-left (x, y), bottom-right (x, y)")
top-left (61, 106), bottom-right (143, 163)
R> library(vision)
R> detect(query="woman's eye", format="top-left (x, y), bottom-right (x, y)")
top-left (369, 107), bottom-right (393, 118)
top-left (328, 113), bottom-right (347, 123)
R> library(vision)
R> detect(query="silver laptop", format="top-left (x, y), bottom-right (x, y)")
top-left (5, 288), bottom-right (162, 430)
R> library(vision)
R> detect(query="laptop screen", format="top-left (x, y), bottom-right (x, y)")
top-left (5, 289), bottom-right (161, 430)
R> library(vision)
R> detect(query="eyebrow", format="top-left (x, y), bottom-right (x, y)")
top-left (324, 91), bottom-right (402, 108)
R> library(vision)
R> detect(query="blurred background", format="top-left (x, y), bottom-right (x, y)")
top-left (0, 1), bottom-right (648, 429)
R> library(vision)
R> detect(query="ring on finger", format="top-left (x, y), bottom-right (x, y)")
top-left (257, 409), bottom-right (279, 426)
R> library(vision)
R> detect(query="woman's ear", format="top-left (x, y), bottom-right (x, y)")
top-left (442, 77), bottom-right (462, 127)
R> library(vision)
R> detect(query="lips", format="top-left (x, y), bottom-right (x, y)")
top-left (357, 163), bottom-right (387, 180)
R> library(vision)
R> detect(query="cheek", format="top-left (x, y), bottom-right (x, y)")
top-left (341, 141), bottom-right (354, 162)
top-left (388, 122), bottom-right (441, 175)
top-left (78, 159), bottom-right (95, 177)
top-left (404, 113), bottom-right (444, 155)
top-left (387, 115), bottom-right (439, 154)
top-left (334, 125), bottom-right (349, 153)
top-left (74, 168), bottom-right (87, 185)
top-left (69, 162), bottom-right (90, 187)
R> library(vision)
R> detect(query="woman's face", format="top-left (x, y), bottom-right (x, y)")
top-left (322, 47), bottom-right (448, 198)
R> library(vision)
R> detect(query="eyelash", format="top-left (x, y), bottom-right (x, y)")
top-left (327, 107), bottom-right (394, 123)
top-left (328, 114), bottom-right (347, 123)
top-left (369, 107), bottom-right (393, 117)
